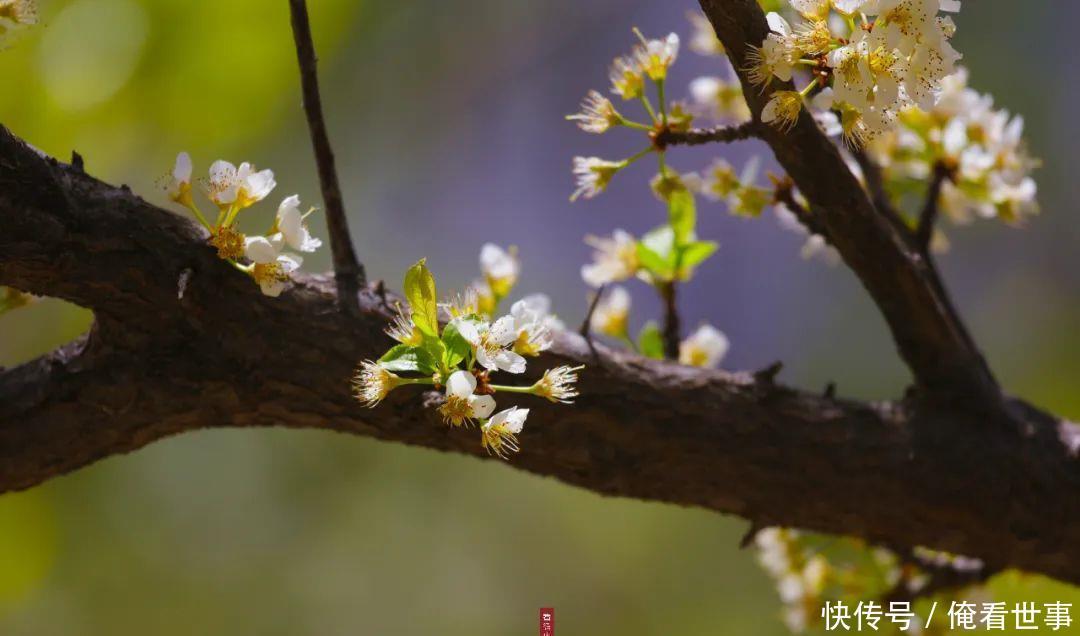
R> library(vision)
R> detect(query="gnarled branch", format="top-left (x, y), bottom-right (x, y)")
top-left (1, 126), bottom-right (1079, 585)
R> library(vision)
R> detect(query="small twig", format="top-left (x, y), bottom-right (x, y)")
top-left (580, 284), bottom-right (606, 360)
top-left (70, 151), bottom-right (84, 173)
top-left (772, 175), bottom-right (832, 243)
top-left (579, 284), bottom-right (606, 338)
top-left (288, 0), bottom-right (365, 314)
top-left (754, 361), bottom-right (784, 385)
top-left (653, 120), bottom-right (760, 150)
top-left (739, 522), bottom-right (763, 549)
top-left (915, 161), bottom-right (951, 254)
top-left (658, 281), bottom-right (680, 360)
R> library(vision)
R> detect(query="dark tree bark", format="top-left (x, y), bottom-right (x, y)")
top-left (1, 126), bottom-right (1079, 585)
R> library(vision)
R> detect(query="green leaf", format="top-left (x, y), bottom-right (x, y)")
top-left (403, 259), bottom-right (439, 338)
top-left (637, 226), bottom-right (677, 280)
top-left (637, 322), bottom-right (665, 360)
top-left (440, 320), bottom-right (474, 369)
top-left (677, 240), bottom-right (719, 278)
top-left (667, 188), bottom-right (697, 246)
top-left (379, 344), bottom-right (438, 374)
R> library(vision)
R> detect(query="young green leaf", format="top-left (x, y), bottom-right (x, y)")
top-left (637, 226), bottom-right (677, 281)
top-left (677, 240), bottom-right (719, 278)
top-left (403, 259), bottom-right (440, 338)
top-left (440, 319), bottom-right (474, 369)
top-left (379, 344), bottom-right (438, 374)
top-left (668, 188), bottom-right (697, 246)
top-left (637, 322), bottom-right (665, 360)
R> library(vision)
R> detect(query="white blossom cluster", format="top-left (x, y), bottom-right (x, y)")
top-left (752, 0), bottom-right (963, 143)
top-left (354, 253), bottom-right (578, 460)
top-left (866, 67), bottom-right (1039, 225)
top-left (162, 153), bottom-right (322, 297)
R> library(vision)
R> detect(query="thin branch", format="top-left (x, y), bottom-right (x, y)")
top-left (579, 284), bottom-right (606, 359)
top-left (772, 175), bottom-right (831, 242)
top-left (658, 280), bottom-right (680, 360)
top-left (915, 161), bottom-right (951, 254)
top-left (653, 120), bottom-right (760, 149)
top-left (288, 0), bottom-right (365, 313)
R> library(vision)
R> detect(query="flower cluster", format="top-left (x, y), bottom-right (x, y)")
top-left (0, 0), bottom-right (36, 36)
top-left (866, 67), bottom-right (1039, 225)
top-left (755, 529), bottom-right (994, 633)
top-left (161, 153), bottom-right (322, 297)
top-left (353, 258), bottom-right (579, 460)
top-left (750, 0), bottom-right (963, 143)
top-left (567, 29), bottom-right (685, 200)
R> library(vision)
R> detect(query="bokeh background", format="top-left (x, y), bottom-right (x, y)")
top-left (1, 0), bottom-right (1078, 633)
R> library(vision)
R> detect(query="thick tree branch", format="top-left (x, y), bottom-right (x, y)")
top-left (288, 0), bottom-right (365, 313)
top-left (697, 0), bottom-right (998, 406)
top-left (1, 126), bottom-right (1080, 585)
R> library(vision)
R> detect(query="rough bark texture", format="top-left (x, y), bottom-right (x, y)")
top-left (1, 125), bottom-right (1079, 585)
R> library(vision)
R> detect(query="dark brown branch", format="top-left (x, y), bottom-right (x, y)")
top-left (658, 280), bottom-right (680, 360)
top-left (915, 161), bottom-right (951, 254)
top-left (851, 146), bottom-right (912, 240)
top-left (697, 0), bottom-right (998, 405)
top-left (288, 0), bottom-right (365, 313)
top-left (579, 284), bottom-right (606, 338)
top-left (1, 125), bottom-right (1080, 585)
top-left (653, 120), bottom-right (760, 149)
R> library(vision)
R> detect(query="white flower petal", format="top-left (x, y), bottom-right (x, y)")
top-left (446, 370), bottom-right (476, 397)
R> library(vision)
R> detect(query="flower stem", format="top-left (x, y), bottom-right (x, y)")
top-left (657, 79), bottom-right (667, 124)
top-left (185, 203), bottom-right (213, 231)
top-left (639, 94), bottom-right (659, 124)
top-left (489, 384), bottom-right (536, 395)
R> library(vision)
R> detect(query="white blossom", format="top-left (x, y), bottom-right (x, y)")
top-left (633, 32), bottom-right (679, 81)
top-left (571, 156), bottom-right (623, 201)
top-left (509, 296), bottom-right (554, 357)
top-left (567, 90), bottom-right (622, 134)
top-left (243, 234), bottom-right (302, 297)
top-left (352, 361), bottom-right (402, 408)
top-left (481, 407), bottom-right (528, 459)
top-left (164, 152), bottom-right (193, 205)
top-left (479, 243), bottom-right (519, 296)
top-left (581, 229), bottom-right (638, 287)
top-left (275, 195), bottom-right (322, 253)
top-left (679, 324), bottom-right (730, 368)
top-left (205, 160), bottom-right (276, 209)
top-left (589, 285), bottom-right (631, 338)
top-left (455, 316), bottom-right (527, 374)
top-left (439, 370), bottom-right (496, 427)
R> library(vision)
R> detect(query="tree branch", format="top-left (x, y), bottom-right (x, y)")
top-left (915, 161), bottom-right (951, 254)
top-left (697, 0), bottom-right (1000, 407)
top-left (2, 125), bottom-right (1080, 585)
top-left (653, 120), bottom-right (761, 149)
top-left (288, 0), bottom-right (365, 313)
top-left (658, 280), bottom-right (681, 360)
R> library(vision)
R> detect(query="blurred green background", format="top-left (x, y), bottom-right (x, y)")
top-left (0, 0), bottom-right (1077, 633)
